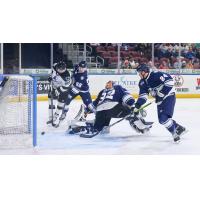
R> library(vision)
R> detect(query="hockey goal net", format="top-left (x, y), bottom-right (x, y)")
top-left (0, 75), bottom-right (37, 149)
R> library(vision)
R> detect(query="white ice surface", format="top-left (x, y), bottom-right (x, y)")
top-left (0, 99), bottom-right (200, 154)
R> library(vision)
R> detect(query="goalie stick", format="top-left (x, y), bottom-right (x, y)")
top-left (80, 100), bottom-right (155, 138)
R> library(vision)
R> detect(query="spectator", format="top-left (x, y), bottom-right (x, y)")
top-left (185, 46), bottom-right (196, 60)
top-left (181, 60), bottom-right (187, 68)
top-left (193, 60), bottom-right (200, 69)
top-left (173, 60), bottom-right (179, 69)
top-left (159, 60), bottom-right (170, 69)
top-left (148, 61), bottom-right (157, 71)
top-left (122, 58), bottom-right (131, 69)
top-left (129, 57), bottom-right (136, 68)
top-left (186, 59), bottom-right (193, 69)
top-left (196, 48), bottom-right (200, 59)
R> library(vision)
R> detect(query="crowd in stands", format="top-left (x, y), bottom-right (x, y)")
top-left (2, 43), bottom-right (200, 74)
top-left (89, 43), bottom-right (200, 69)
top-left (154, 43), bottom-right (200, 69)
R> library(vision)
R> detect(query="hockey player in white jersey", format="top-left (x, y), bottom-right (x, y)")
top-left (47, 61), bottom-right (72, 126)
top-left (134, 64), bottom-right (187, 142)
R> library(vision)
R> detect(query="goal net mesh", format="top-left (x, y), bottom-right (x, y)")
top-left (0, 76), bottom-right (34, 149)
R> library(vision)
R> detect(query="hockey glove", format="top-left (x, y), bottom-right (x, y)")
top-left (55, 88), bottom-right (60, 97)
top-left (131, 103), bottom-right (147, 118)
top-left (48, 75), bottom-right (52, 82)
top-left (149, 89), bottom-right (157, 97)
top-left (130, 106), bottom-right (140, 116)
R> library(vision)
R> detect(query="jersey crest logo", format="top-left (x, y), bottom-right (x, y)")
top-left (160, 76), bottom-right (165, 82)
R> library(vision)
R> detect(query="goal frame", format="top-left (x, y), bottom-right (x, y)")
top-left (0, 74), bottom-right (38, 147)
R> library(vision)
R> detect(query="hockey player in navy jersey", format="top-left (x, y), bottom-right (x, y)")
top-left (134, 64), bottom-right (187, 142)
top-left (52, 61), bottom-right (95, 127)
top-left (47, 61), bottom-right (72, 126)
top-left (68, 80), bottom-right (153, 137)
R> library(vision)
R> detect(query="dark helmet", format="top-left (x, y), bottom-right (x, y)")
top-left (55, 61), bottom-right (67, 73)
top-left (78, 61), bottom-right (87, 68)
top-left (136, 64), bottom-right (150, 73)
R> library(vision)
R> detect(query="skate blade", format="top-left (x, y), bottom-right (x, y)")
top-left (179, 129), bottom-right (189, 137)
top-left (174, 139), bottom-right (181, 144)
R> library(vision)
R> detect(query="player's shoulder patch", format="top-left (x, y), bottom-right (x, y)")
top-left (160, 76), bottom-right (165, 82)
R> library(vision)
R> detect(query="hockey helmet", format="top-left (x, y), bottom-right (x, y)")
top-left (55, 61), bottom-right (67, 73)
top-left (136, 64), bottom-right (150, 73)
top-left (78, 61), bottom-right (87, 68)
top-left (78, 61), bottom-right (87, 73)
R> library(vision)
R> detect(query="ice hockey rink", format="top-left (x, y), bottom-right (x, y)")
top-left (1, 98), bottom-right (200, 155)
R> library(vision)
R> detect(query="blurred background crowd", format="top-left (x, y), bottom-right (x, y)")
top-left (1, 43), bottom-right (200, 74)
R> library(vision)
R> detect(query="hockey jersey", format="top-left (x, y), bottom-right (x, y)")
top-left (136, 71), bottom-right (175, 108)
top-left (50, 65), bottom-right (72, 92)
top-left (93, 85), bottom-right (135, 111)
top-left (72, 64), bottom-right (89, 92)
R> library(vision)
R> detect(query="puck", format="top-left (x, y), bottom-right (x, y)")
top-left (41, 131), bottom-right (45, 135)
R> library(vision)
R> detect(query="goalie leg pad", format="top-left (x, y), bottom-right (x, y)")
top-left (129, 116), bottom-right (153, 134)
top-left (74, 104), bottom-right (87, 121)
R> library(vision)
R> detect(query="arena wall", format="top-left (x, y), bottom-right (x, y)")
top-left (37, 74), bottom-right (200, 101)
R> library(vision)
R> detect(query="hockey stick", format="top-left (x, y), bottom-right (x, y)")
top-left (50, 81), bottom-right (54, 126)
top-left (80, 100), bottom-right (155, 138)
top-left (109, 100), bottom-right (155, 128)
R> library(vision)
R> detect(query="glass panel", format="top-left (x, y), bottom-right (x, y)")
top-left (88, 43), bottom-right (152, 70)
top-left (21, 43), bottom-right (50, 68)
top-left (53, 43), bottom-right (73, 68)
top-left (3, 43), bottom-right (19, 74)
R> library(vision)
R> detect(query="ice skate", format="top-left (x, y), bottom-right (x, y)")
top-left (46, 118), bottom-right (53, 125)
top-left (176, 124), bottom-right (188, 136)
top-left (172, 133), bottom-right (181, 143)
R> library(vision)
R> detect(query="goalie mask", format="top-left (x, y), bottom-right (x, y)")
top-left (105, 80), bottom-right (116, 90)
